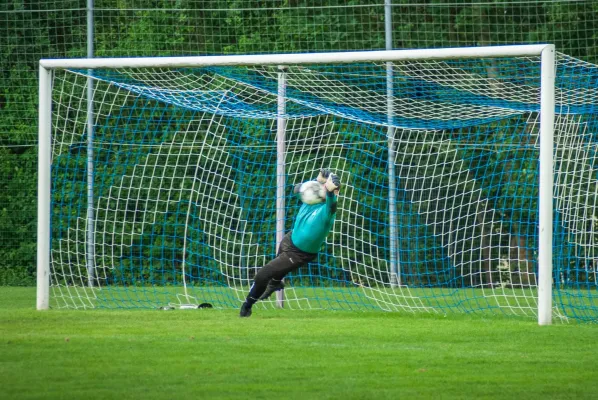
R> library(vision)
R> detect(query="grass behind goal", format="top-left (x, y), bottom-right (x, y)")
top-left (1, 287), bottom-right (597, 400)
top-left (52, 283), bottom-right (597, 323)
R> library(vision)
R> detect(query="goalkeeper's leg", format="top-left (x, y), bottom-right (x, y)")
top-left (245, 253), bottom-right (295, 304)
top-left (240, 233), bottom-right (316, 317)
top-left (258, 278), bottom-right (285, 301)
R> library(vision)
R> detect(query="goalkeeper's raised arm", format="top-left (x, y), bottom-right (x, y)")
top-left (316, 168), bottom-right (341, 213)
top-left (239, 168), bottom-right (341, 317)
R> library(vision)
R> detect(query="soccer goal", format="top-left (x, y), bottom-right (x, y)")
top-left (37, 45), bottom-right (598, 324)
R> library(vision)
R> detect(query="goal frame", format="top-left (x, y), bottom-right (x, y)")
top-left (37, 44), bottom-right (556, 325)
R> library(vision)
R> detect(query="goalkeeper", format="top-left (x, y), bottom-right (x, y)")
top-left (240, 169), bottom-right (341, 317)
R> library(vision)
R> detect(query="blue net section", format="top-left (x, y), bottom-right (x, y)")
top-left (49, 54), bottom-right (598, 322)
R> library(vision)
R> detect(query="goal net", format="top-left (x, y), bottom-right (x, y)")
top-left (39, 47), bottom-right (598, 323)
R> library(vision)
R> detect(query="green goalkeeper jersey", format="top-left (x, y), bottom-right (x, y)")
top-left (291, 192), bottom-right (338, 254)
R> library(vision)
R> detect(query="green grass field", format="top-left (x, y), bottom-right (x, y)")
top-left (1, 287), bottom-right (597, 400)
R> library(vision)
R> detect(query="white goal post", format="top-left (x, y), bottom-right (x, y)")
top-left (37, 45), bottom-right (556, 325)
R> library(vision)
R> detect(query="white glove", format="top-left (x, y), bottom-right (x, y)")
top-left (325, 173), bottom-right (341, 192)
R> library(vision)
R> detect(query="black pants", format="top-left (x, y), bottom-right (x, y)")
top-left (246, 232), bottom-right (317, 303)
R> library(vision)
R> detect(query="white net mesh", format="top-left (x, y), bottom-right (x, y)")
top-left (46, 52), bottom-right (598, 322)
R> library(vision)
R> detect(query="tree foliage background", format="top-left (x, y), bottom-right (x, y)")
top-left (2, 0), bottom-right (598, 285)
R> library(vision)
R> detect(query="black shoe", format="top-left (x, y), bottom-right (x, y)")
top-left (239, 302), bottom-right (252, 317)
top-left (258, 280), bottom-right (285, 301)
